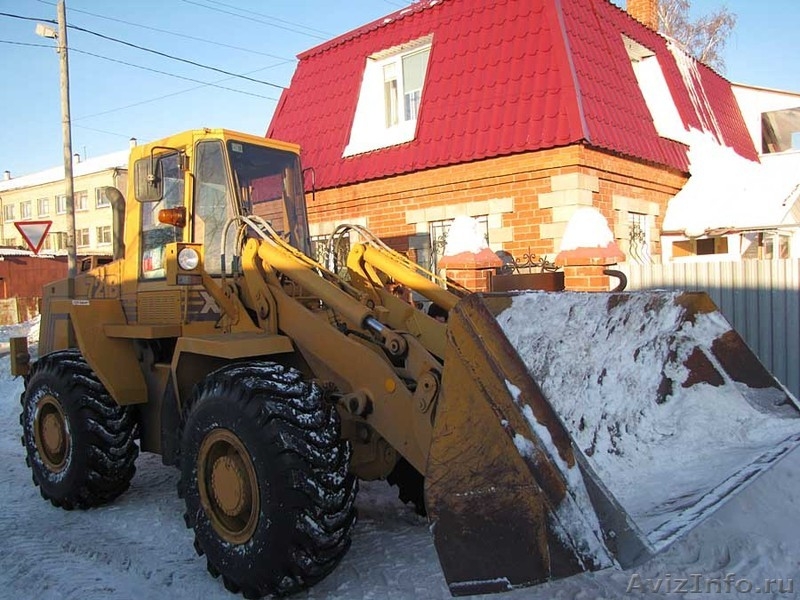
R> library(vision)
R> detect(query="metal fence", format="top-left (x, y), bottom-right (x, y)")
top-left (621, 259), bottom-right (800, 398)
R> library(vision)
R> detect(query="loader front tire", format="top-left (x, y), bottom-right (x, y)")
top-left (180, 362), bottom-right (357, 598)
top-left (19, 349), bottom-right (139, 509)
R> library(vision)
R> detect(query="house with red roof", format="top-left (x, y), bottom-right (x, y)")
top-left (268, 0), bottom-right (758, 290)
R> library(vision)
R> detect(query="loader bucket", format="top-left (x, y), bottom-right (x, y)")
top-left (425, 290), bottom-right (800, 596)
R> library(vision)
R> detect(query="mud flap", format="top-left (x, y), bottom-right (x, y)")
top-left (425, 291), bottom-right (800, 596)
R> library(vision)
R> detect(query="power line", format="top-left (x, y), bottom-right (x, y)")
top-left (0, 10), bottom-right (288, 91)
top-left (32, 0), bottom-right (294, 62)
top-left (67, 24), bottom-right (287, 90)
top-left (72, 123), bottom-right (133, 139)
top-left (0, 38), bottom-right (283, 103)
top-left (68, 47), bottom-right (280, 101)
top-left (0, 40), bottom-right (281, 140)
top-left (198, 0), bottom-right (333, 37)
top-left (74, 63), bottom-right (288, 121)
top-left (177, 0), bottom-right (328, 40)
top-left (0, 39), bottom-right (53, 49)
top-left (0, 10), bottom-right (55, 24)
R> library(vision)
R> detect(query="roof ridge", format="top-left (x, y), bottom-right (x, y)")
top-left (552, 0), bottom-right (590, 144)
top-left (297, 0), bottom-right (447, 60)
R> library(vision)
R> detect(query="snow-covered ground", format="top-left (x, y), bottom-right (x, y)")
top-left (1, 319), bottom-right (798, 599)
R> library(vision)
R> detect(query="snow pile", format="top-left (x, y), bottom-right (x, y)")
top-left (559, 207), bottom-right (614, 251)
top-left (0, 315), bottom-right (39, 356)
top-left (443, 216), bottom-right (488, 256)
top-left (496, 291), bottom-right (800, 546)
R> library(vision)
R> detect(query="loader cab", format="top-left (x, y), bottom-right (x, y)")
top-left (131, 130), bottom-right (312, 282)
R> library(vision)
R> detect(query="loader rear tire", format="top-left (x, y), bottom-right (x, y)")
top-left (19, 349), bottom-right (139, 509)
top-left (179, 362), bottom-right (357, 598)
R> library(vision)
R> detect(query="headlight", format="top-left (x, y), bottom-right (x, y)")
top-left (177, 247), bottom-right (200, 271)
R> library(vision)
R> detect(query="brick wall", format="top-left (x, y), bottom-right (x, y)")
top-left (310, 144), bottom-right (687, 291)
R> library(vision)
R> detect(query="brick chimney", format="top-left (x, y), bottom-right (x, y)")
top-left (628, 0), bottom-right (659, 30)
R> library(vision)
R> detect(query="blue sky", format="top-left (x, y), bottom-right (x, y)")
top-left (0, 0), bottom-right (797, 176)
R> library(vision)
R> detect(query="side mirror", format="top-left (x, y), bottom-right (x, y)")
top-left (134, 157), bottom-right (163, 202)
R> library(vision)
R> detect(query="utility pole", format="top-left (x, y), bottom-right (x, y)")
top-left (57, 0), bottom-right (77, 291)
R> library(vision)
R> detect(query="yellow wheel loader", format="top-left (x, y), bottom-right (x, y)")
top-left (11, 128), bottom-right (800, 598)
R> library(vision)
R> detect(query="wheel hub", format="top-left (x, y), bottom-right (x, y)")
top-left (211, 455), bottom-right (250, 517)
top-left (197, 428), bottom-right (260, 544)
top-left (33, 395), bottom-right (69, 472)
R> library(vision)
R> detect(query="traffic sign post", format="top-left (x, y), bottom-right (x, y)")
top-left (15, 221), bottom-right (53, 254)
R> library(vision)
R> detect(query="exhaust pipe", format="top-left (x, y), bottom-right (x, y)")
top-left (99, 186), bottom-right (126, 260)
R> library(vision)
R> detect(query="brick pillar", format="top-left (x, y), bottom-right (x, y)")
top-left (439, 248), bottom-right (502, 293)
top-left (628, 0), bottom-right (658, 30)
top-left (555, 244), bottom-right (626, 291)
top-left (445, 269), bottom-right (490, 292)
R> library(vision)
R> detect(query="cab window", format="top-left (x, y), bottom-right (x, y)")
top-left (140, 153), bottom-right (184, 279)
top-left (194, 140), bottom-right (235, 273)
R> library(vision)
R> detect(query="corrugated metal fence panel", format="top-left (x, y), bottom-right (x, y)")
top-left (622, 259), bottom-right (800, 399)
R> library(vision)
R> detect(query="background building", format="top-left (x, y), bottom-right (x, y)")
top-left (0, 146), bottom-right (130, 255)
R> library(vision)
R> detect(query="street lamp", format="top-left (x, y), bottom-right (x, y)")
top-left (36, 0), bottom-right (77, 292)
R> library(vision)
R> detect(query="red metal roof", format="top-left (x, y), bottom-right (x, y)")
top-left (267, 0), bottom-right (757, 190)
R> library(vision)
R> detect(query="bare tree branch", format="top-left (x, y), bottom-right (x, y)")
top-left (656, 0), bottom-right (737, 72)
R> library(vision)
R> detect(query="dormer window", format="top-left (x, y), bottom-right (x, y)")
top-left (623, 35), bottom-right (686, 143)
top-left (344, 36), bottom-right (433, 157)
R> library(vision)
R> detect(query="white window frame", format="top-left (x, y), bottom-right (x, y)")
top-left (95, 188), bottom-right (111, 208)
top-left (76, 227), bottom-right (90, 248)
top-left (2, 204), bottom-right (14, 222)
top-left (75, 190), bottom-right (88, 212)
top-left (37, 197), bottom-right (49, 216)
top-left (96, 225), bottom-right (112, 246)
top-left (56, 195), bottom-right (67, 215)
top-left (344, 35), bottom-right (433, 157)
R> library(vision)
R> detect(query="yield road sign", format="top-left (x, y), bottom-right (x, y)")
top-left (14, 220), bottom-right (52, 254)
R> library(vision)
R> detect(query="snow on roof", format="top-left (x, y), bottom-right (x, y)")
top-left (732, 81), bottom-right (800, 97)
top-left (0, 149), bottom-right (129, 193)
top-left (663, 129), bottom-right (800, 235)
top-left (0, 248), bottom-right (66, 258)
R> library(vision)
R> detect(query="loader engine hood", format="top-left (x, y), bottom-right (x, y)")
top-left (425, 290), bottom-right (800, 596)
